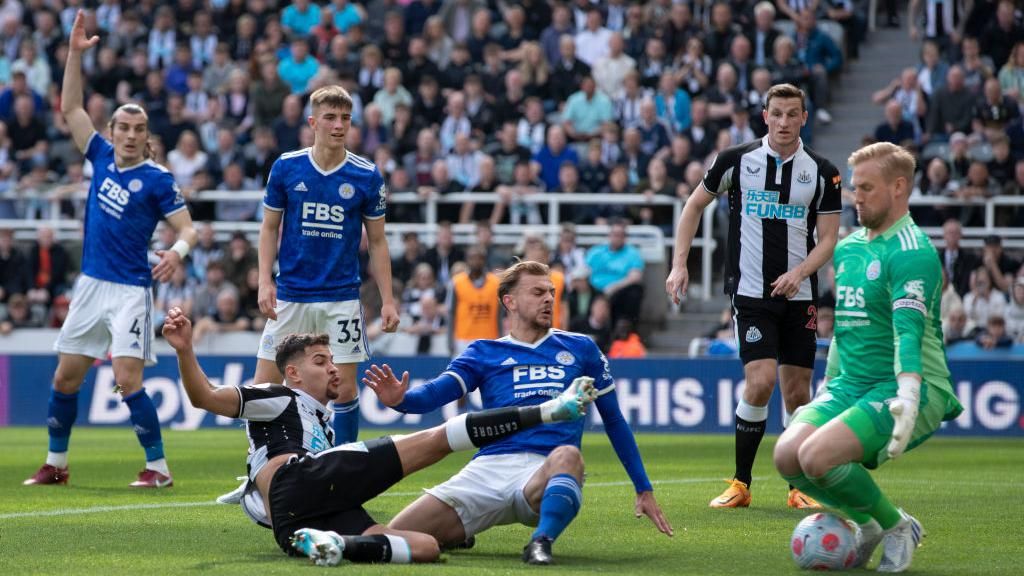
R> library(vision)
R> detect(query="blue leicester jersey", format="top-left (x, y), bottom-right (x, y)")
top-left (263, 148), bottom-right (387, 302)
top-left (82, 133), bottom-right (187, 287)
top-left (444, 329), bottom-right (615, 458)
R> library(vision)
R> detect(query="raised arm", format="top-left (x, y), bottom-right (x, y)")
top-left (161, 307), bottom-right (242, 417)
top-left (62, 11), bottom-right (101, 153)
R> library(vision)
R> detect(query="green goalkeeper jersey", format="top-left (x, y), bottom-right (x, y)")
top-left (826, 213), bottom-right (962, 417)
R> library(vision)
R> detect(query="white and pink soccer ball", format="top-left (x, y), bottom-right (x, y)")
top-left (791, 512), bottom-right (858, 570)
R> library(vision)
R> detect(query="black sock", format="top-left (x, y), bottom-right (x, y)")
top-left (340, 534), bottom-right (409, 563)
top-left (734, 416), bottom-right (767, 486)
top-left (464, 406), bottom-right (541, 447)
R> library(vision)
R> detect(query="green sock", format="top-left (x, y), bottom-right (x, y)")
top-left (809, 463), bottom-right (902, 529)
top-left (781, 471), bottom-right (873, 524)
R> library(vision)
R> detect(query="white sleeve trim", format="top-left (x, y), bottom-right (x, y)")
top-left (362, 213), bottom-right (386, 220)
top-left (84, 131), bottom-right (99, 152)
top-left (262, 201), bottom-right (284, 212)
top-left (443, 370), bottom-right (468, 396)
top-left (596, 383), bottom-right (616, 396)
top-left (163, 204), bottom-right (189, 218)
top-left (817, 209), bottom-right (843, 214)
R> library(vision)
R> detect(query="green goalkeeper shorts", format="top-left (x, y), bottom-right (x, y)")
top-left (789, 377), bottom-right (949, 469)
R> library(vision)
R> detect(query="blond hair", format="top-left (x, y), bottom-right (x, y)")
top-left (847, 142), bottom-right (916, 184)
top-left (309, 85), bottom-right (354, 113)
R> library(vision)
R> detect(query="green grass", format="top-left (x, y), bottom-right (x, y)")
top-left (0, 427), bottom-right (1020, 575)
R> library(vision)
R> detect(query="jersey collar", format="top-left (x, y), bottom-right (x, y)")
top-left (500, 329), bottom-right (554, 349)
top-left (292, 386), bottom-right (331, 414)
top-left (878, 212), bottom-right (913, 241)
top-left (761, 135), bottom-right (804, 164)
top-left (307, 147), bottom-right (349, 176)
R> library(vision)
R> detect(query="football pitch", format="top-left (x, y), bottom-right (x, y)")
top-left (0, 428), bottom-right (1020, 575)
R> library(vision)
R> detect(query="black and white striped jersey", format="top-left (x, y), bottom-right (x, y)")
top-left (234, 384), bottom-right (335, 481)
top-left (703, 136), bottom-right (842, 301)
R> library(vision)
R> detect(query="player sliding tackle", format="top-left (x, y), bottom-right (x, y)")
top-left (773, 143), bottom-right (963, 573)
top-left (161, 306), bottom-right (597, 566)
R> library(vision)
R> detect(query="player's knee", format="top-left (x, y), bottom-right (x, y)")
top-left (796, 437), bottom-right (829, 478)
top-left (547, 445), bottom-right (584, 478)
top-left (773, 435), bottom-right (802, 475)
top-left (407, 533), bottom-right (441, 563)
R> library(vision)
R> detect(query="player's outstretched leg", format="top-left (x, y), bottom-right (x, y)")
top-left (24, 389), bottom-right (78, 485)
top-left (877, 510), bottom-right (924, 573)
top-left (123, 387), bottom-right (173, 487)
top-left (291, 528), bottom-right (418, 566)
top-left (522, 446), bottom-right (585, 565)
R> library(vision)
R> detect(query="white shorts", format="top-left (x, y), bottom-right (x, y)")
top-left (257, 299), bottom-right (370, 364)
top-left (54, 275), bottom-right (156, 366)
top-left (425, 452), bottom-right (546, 538)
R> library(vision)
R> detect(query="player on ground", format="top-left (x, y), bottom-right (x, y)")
top-left (665, 83), bottom-right (841, 509)
top-left (23, 11), bottom-right (197, 488)
top-left (161, 306), bottom-right (597, 566)
top-left (366, 261), bottom-right (673, 565)
top-left (773, 142), bottom-right (963, 572)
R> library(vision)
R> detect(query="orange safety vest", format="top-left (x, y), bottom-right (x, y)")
top-left (609, 333), bottom-right (647, 358)
top-left (551, 269), bottom-right (565, 330)
top-left (452, 272), bottom-right (500, 341)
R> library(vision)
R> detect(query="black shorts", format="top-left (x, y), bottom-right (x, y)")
top-left (269, 437), bottom-right (405, 553)
top-left (732, 295), bottom-right (817, 369)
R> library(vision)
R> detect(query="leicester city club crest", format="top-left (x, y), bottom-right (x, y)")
top-left (556, 351), bottom-right (575, 365)
top-left (866, 259), bottom-right (881, 280)
top-left (128, 179), bottom-right (143, 193)
top-left (339, 183), bottom-right (355, 199)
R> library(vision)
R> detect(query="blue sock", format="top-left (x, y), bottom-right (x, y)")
top-left (123, 388), bottom-right (165, 462)
top-left (47, 389), bottom-right (79, 453)
top-left (333, 397), bottom-right (360, 444)
top-left (531, 474), bottom-right (582, 542)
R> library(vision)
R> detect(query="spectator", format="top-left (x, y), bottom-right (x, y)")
top-left (541, 3), bottom-right (574, 66)
top-left (940, 218), bottom-right (980, 296)
top-left (401, 261), bottom-right (443, 318)
top-left (562, 74), bottom-right (615, 142)
top-left (423, 15), bottom-right (454, 69)
top-left (0, 227), bottom-right (29, 302)
top-left (9, 94), bottom-right (46, 174)
top-left (704, 2), bottom-right (741, 64)
top-left (533, 125), bottom-right (579, 190)
top-left (748, 2), bottom-right (781, 67)
top-left (981, 234), bottom-right (1019, 293)
top-left (278, 38), bottom-right (320, 95)
top-left (574, 7), bottom-right (612, 67)
top-left (578, 137), bottom-right (610, 193)
top-left (405, 0), bottom-right (442, 38)
top-left (635, 98), bottom-right (671, 158)
top-left (768, 35), bottom-right (811, 99)
top-left (403, 292), bottom-right (447, 354)
top-left (875, 98), bottom-right (917, 145)
top-left (155, 264), bottom-right (197, 325)
top-left (793, 10), bottom-right (842, 124)
top-left (872, 67), bottom-right (927, 132)
top-left (27, 226), bottom-right (71, 307)
top-left (393, 231), bottom-right (426, 287)
top-left (615, 71), bottom-right (648, 128)
top-left (972, 77), bottom-right (1019, 138)
top-left (916, 40), bottom-right (948, 100)
top-left (622, 3), bottom-right (654, 58)
top-left (167, 130), bottom-right (208, 192)
top-left (997, 41), bottom-right (1024, 103)
top-left (959, 36), bottom-right (994, 96)
top-left (193, 260), bottom-right (235, 321)
top-left (593, 32), bottom-right (636, 98)
top-left (927, 66), bottom-right (975, 141)
top-left (244, 61), bottom-right (285, 131)
top-left (423, 221), bottom-right (464, 286)
top-left (0, 292), bottom-right (41, 334)
top-left (474, 220), bottom-right (511, 272)
top-left (191, 287), bottom-right (251, 343)
top-left (446, 133), bottom-right (483, 189)
top-left (189, 223), bottom-right (223, 283)
top-left (281, 0), bottom-right (321, 37)
top-left (215, 162), bottom-right (260, 223)
top-left (963, 265), bottom-right (1007, 333)
top-left (327, 0), bottom-right (364, 34)
top-left (943, 303), bottom-right (971, 344)
top-left (620, 126), bottom-right (651, 186)
top-left (147, 6), bottom-right (176, 69)
top-left (493, 159), bottom-right (543, 225)
top-left (554, 223), bottom-right (587, 278)
top-left (221, 231), bottom-right (257, 292)
top-left (975, 315), bottom-right (1014, 349)
top-left (570, 289), bottom-right (612, 352)
top-left (272, 95), bottom-right (305, 154)
top-left (402, 36), bottom-right (440, 93)
top-left (1006, 277), bottom-right (1024, 341)
top-left (633, 156), bottom-right (677, 229)
top-left (13, 41), bottom-right (49, 97)
top-left (152, 95), bottom-right (198, 161)
top-left (677, 36), bottom-right (713, 96)
top-left (608, 319), bottom-right (647, 358)
top-left (244, 126), bottom-right (278, 185)
top-left (586, 219), bottom-right (645, 325)
top-left (515, 97), bottom-right (547, 154)
top-left (727, 35), bottom-right (755, 94)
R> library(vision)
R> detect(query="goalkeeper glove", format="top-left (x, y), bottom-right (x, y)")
top-left (886, 374), bottom-right (921, 459)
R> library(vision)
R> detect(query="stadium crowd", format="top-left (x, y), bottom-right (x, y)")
top-left (0, 0), bottom-right (1021, 351)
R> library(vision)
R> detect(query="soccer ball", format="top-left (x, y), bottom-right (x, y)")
top-left (791, 512), bottom-right (858, 570)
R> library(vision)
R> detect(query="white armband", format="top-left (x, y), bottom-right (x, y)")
top-left (170, 239), bottom-right (191, 260)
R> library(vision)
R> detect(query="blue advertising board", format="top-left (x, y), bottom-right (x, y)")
top-left (0, 355), bottom-right (1021, 436)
